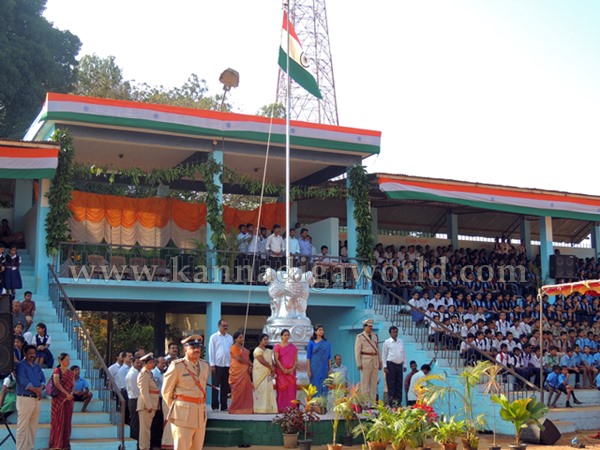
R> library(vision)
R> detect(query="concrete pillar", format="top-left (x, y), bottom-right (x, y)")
top-left (34, 179), bottom-right (51, 297)
top-left (346, 172), bottom-right (357, 259)
top-left (539, 217), bottom-right (554, 283)
top-left (371, 207), bottom-right (378, 243)
top-left (291, 201), bottom-right (298, 229)
top-left (205, 300), bottom-right (222, 406)
top-left (207, 150), bottom-right (223, 282)
top-left (447, 212), bottom-right (459, 248)
top-left (591, 223), bottom-right (600, 260)
top-left (13, 179), bottom-right (33, 232)
top-left (520, 218), bottom-right (533, 260)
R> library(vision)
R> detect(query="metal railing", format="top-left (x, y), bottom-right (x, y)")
top-left (55, 241), bottom-right (370, 290)
top-left (48, 264), bottom-right (127, 449)
top-left (371, 280), bottom-right (544, 402)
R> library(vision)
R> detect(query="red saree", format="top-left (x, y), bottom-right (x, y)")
top-left (229, 345), bottom-right (253, 414)
top-left (49, 368), bottom-right (75, 450)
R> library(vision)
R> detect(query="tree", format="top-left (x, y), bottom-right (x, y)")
top-left (0, 0), bottom-right (81, 138)
top-left (72, 54), bottom-right (132, 100)
top-left (257, 102), bottom-right (286, 119)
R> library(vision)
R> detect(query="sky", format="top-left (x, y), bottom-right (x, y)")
top-left (43, 0), bottom-right (600, 196)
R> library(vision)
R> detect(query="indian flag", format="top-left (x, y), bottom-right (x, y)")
top-left (278, 11), bottom-right (323, 99)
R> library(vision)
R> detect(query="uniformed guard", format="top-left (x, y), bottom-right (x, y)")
top-left (161, 335), bottom-right (209, 450)
top-left (137, 353), bottom-right (160, 450)
top-left (354, 319), bottom-right (382, 407)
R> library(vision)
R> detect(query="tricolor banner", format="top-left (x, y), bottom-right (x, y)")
top-left (0, 144), bottom-right (58, 179)
top-left (278, 11), bottom-right (323, 99)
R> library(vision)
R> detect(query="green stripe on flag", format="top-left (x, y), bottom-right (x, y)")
top-left (278, 48), bottom-right (322, 99)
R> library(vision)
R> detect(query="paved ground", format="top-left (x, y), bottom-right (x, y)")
top-left (203, 432), bottom-right (600, 450)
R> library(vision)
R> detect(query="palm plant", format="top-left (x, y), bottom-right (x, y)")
top-left (481, 363), bottom-right (505, 448)
top-left (417, 361), bottom-right (493, 450)
top-left (490, 395), bottom-right (548, 446)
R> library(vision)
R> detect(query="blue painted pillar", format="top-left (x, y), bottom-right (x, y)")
top-left (520, 218), bottom-right (532, 260)
top-left (13, 179), bottom-right (33, 232)
top-left (207, 150), bottom-right (223, 282)
top-left (35, 179), bottom-right (51, 297)
top-left (539, 217), bottom-right (554, 284)
top-left (447, 212), bottom-right (459, 248)
top-left (591, 223), bottom-right (600, 259)
top-left (371, 207), bottom-right (378, 243)
top-left (205, 300), bottom-right (221, 406)
top-left (346, 171), bottom-right (357, 259)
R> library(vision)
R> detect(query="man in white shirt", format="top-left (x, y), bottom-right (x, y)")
top-left (235, 224), bottom-right (250, 282)
top-left (382, 326), bottom-right (406, 406)
top-left (331, 354), bottom-right (348, 385)
top-left (108, 351), bottom-right (124, 379)
top-left (407, 363), bottom-right (431, 406)
top-left (208, 319), bottom-right (234, 411)
top-left (126, 353), bottom-right (143, 441)
top-left (285, 228), bottom-right (300, 266)
top-left (266, 224), bottom-right (284, 270)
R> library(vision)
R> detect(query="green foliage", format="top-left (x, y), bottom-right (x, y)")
top-left (198, 157), bottom-right (226, 254)
top-left (433, 415), bottom-right (467, 445)
top-left (46, 129), bottom-right (75, 257)
top-left (0, 0), bottom-right (81, 137)
top-left (273, 406), bottom-right (306, 434)
top-left (348, 165), bottom-right (374, 261)
top-left (72, 54), bottom-right (132, 99)
top-left (257, 102), bottom-right (286, 119)
top-left (490, 395), bottom-right (548, 445)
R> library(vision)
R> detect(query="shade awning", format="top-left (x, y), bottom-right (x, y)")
top-left (541, 279), bottom-right (600, 297)
top-left (0, 141), bottom-right (59, 179)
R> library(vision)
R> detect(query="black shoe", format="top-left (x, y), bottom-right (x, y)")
top-left (566, 402), bottom-right (573, 408)
top-left (221, 407), bottom-right (228, 412)
top-left (574, 399), bottom-right (583, 405)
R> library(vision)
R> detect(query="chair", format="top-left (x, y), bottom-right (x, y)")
top-left (129, 257), bottom-right (148, 281)
top-left (109, 255), bottom-right (130, 280)
top-left (86, 254), bottom-right (107, 279)
top-left (148, 257), bottom-right (169, 281)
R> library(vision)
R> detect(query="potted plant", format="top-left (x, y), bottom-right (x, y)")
top-left (294, 385), bottom-right (322, 450)
top-left (418, 361), bottom-right (492, 450)
top-left (490, 395), bottom-right (548, 450)
top-left (403, 402), bottom-right (438, 450)
top-left (433, 415), bottom-right (467, 450)
top-left (273, 406), bottom-right (305, 448)
top-left (482, 363), bottom-right (505, 450)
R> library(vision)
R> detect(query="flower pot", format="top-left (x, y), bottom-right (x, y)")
top-left (462, 437), bottom-right (479, 450)
top-left (489, 446), bottom-right (501, 450)
top-left (508, 445), bottom-right (526, 450)
top-left (328, 444), bottom-right (343, 450)
top-left (299, 439), bottom-right (312, 450)
top-left (417, 447), bottom-right (432, 450)
top-left (367, 442), bottom-right (388, 450)
top-left (391, 442), bottom-right (406, 450)
top-left (442, 444), bottom-right (458, 450)
top-left (342, 435), bottom-right (354, 446)
top-left (284, 433), bottom-right (299, 448)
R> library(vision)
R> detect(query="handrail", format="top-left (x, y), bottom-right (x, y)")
top-left (371, 280), bottom-right (543, 402)
top-left (48, 264), bottom-right (127, 449)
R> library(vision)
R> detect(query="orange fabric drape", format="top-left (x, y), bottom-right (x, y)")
top-left (68, 191), bottom-right (285, 233)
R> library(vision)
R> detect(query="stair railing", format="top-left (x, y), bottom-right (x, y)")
top-left (48, 264), bottom-right (127, 449)
top-left (371, 280), bottom-right (544, 402)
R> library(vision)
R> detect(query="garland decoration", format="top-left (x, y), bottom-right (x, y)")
top-left (46, 129), bottom-right (75, 256)
top-left (197, 157), bottom-right (226, 254)
top-left (348, 164), bottom-right (374, 261)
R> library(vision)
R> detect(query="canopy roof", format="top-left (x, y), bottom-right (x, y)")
top-left (0, 139), bottom-right (59, 179)
top-left (24, 93), bottom-right (381, 186)
top-left (541, 280), bottom-right (600, 297)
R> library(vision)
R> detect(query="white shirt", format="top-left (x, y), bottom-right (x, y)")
top-left (382, 337), bottom-right (406, 368)
top-left (152, 367), bottom-right (164, 391)
top-left (208, 332), bottom-right (234, 367)
top-left (496, 320), bottom-right (511, 336)
top-left (285, 237), bottom-right (300, 255)
top-left (408, 370), bottom-right (426, 401)
top-left (108, 362), bottom-right (122, 378)
top-left (237, 232), bottom-right (250, 253)
top-left (266, 234), bottom-right (284, 255)
top-left (114, 363), bottom-right (131, 390)
top-left (125, 366), bottom-right (140, 398)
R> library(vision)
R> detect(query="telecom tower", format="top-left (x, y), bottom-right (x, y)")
top-left (276, 0), bottom-right (339, 125)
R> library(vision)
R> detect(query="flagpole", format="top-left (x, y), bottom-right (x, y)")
top-left (284, 1), bottom-right (291, 274)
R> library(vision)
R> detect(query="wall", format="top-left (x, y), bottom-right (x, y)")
top-left (23, 206), bottom-right (37, 262)
top-left (0, 207), bottom-right (14, 226)
top-left (307, 217), bottom-right (340, 256)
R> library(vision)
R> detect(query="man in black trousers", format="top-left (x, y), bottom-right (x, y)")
top-left (382, 326), bottom-right (406, 406)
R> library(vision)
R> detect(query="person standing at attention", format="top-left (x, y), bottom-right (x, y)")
top-left (126, 353), bottom-right (143, 442)
top-left (382, 325), bottom-right (406, 406)
top-left (266, 224), bottom-right (284, 270)
top-left (15, 344), bottom-right (45, 450)
top-left (49, 353), bottom-right (75, 450)
top-left (354, 319), bottom-right (382, 407)
top-left (208, 319), bottom-right (233, 412)
top-left (162, 336), bottom-right (209, 450)
top-left (274, 329), bottom-right (298, 412)
top-left (306, 324), bottom-right (332, 396)
top-left (137, 353), bottom-right (160, 450)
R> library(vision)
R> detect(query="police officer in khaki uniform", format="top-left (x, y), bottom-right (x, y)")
top-left (354, 319), bottom-right (382, 407)
top-left (137, 353), bottom-right (160, 450)
top-left (161, 335), bottom-right (209, 450)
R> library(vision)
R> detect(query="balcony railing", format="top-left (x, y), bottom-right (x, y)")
top-left (55, 242), bottom-right (371, 290)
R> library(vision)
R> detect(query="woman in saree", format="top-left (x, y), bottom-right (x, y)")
top-left (49, 353), bottom-right (75, 450)
top-left (274, 329), bottom-right (298, 412)
top-left (252, 333), bottom-right (277, 413)
top-left (306, 324), bottom-right (332, 396)
top-left (228, 331), bottom-right (253, 414)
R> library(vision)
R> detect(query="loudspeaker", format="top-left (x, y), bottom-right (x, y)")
top-left (0, 294), bottom-right (9, 314)
top-left (549, 255), bottom-right (577, 279)
top-left (520, 418), bottom-right (561, 445)
top-left (0, 313), bottom-right (13, 374)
